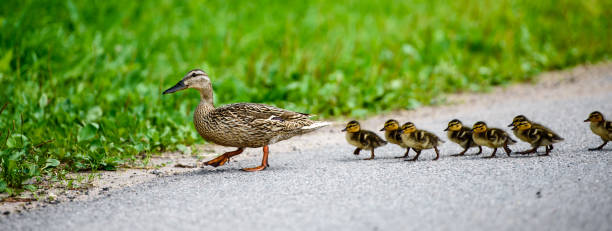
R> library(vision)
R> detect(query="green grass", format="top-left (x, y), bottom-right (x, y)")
top-left (0, 0), bottom-right (611, 193)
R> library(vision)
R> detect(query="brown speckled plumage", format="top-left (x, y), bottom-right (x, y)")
top-left (163, 69), bottom-right (329, 171)
top-left (194, 102), bottom-right (320, 148)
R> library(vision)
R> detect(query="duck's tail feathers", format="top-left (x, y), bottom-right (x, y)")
top-left (301, 121), bottom-right (331, 131)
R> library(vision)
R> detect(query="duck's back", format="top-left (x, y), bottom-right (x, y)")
top-left (347, 130), bottom-right (387, 150)
top-left (473, 128), bottom-right (514, 147)
top-left (591, 121), bottom-right (612, 140)
top-left (525, 127), bottom-right (564, 146)
top-left (194, 102), bottom-right (321, 147)
top-left (403, 130), bottom-right (442, 150)
top-left (514, 122), bottom-right (549, 142)
top-left (448, 127), bottom-right (473, 148)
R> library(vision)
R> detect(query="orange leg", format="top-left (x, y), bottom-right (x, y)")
top-left (204, 148), bottom-right (244, 167)
top-left (242, 146), bottom-right (270, 172)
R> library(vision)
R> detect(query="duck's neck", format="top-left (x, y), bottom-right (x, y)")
top-left (195, 89), bottom-right (215, 116)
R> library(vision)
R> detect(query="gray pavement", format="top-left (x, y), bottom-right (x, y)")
top-left (2, 81), bottom-right (612, 230)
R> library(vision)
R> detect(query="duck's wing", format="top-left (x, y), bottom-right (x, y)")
top-left (455, 127), bottom-right (472, 141)
top-left (487, 129), bottom-right (515, 144)
top-left (362, 130), bottom-right (387, 147)
top-left (214, 103), bottom-right (314, 131)
top-left (424, 130), bottom-right (444, 144)
top-left (526, 128), bottom-right (543, 144)
top-left (605, 121), bottom-right (612, 133)
top-left (540, 127), bottom-right (564, 142)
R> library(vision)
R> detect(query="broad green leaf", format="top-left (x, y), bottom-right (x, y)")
top-left (6, 134), bottom-right (29, 149)
top-left (44, 158), bottom-right (61, 169)
top-left (39, 93), bottom-right (48, 108)
top-left (78, 123), bottom-right (98, 142)
top-left (86, 106), bottom-right (103, 122)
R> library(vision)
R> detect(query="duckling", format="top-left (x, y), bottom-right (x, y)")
top-left (508, 115), bottom-right (550, 143)
top-left (471, 121), bottom-right (516, 158)
top-left (444, 119), bottom-right (482, 156)
top-left (380, 119), bottom-right (411, 158)
top-left (514, 120), bottom-right (564, 155)
top-left (584, 111), bottom-right (612, 150)
top-left (342, 121), bottom-right (387, 160)
top-left (163, 69), bottom-right (330, 171)
top-left (509, 115), bottom-right (559, 152)
top-left (400, 122), bottom-right (444, 161)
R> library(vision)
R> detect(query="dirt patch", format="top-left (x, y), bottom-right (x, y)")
top-left (1, 62), bottom-right (611, 215)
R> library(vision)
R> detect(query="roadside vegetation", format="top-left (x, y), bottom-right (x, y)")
top-left (0, 0), bottom-right (610, 194)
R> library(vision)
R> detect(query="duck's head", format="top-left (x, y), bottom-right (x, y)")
top-left (444, 119), bottom-right (463, 131)
top-left (342, 120), bottom-right (361, 133)
top-left (508, 115), bottom-right (528, 127)
top-left (584, 111), bottom-right (604, 122)
top-left (380, 119), bottom-right (400, 131)
top-left (516, 120), bottom-right (532, 131)
top-left (472, 121), bottom-right (488, 133)
top-left (401, 122), bottom-right (416, 134)
top-left (163, 69), bottom-right (213, 102)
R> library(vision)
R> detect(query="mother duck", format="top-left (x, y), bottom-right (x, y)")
top-left (163, 69), bottom-right (330, 171)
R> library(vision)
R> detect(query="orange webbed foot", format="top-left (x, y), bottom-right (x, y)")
top-left (204, 155), bottom-right (230, 167)
top-left (241, 165), bottom-right (267, 172)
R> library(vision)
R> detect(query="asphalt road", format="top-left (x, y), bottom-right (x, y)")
top-left (2, 74), bottom-right (612, 230)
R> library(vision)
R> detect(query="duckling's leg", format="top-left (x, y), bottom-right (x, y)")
top-left (503, 145), bottom-right (512, 156)
top-left (204, 148), bottom-right (244, 167)
top-left (519, 147), bottom-right (538, 155)
top-left (405, 150), bottom-right (422, 161)
top-left (432, 147), bottom-right (440, 160)
top-left (476, 146), bottom-right (482, 155)
top-left (483, 148), bottom-right (497, 158)
top-left (353, 148), bottom-right (362, 155)
top-left (548, 145), bottom-right (554, 151)
top-left (242, 146), bottom-right (270, 172)
top-left (542, 145), bottom-right (551, 156)
top-left (588, 141), bottom-right (608, 151)
top-left (395, 148), bottom-right (411, 158)
top-left (451, 146), bottom-right (469, 156)
top-left (364, 149), bottom-right (375, 160)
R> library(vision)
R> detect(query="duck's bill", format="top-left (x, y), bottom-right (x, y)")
top-left (443, 127), bottom-right (449, 131)
top-left (163, 81), bottom-right (187, 94)
top-left (341, 128), bottom-right (347, 132)
top-left (379, 128), bottom-right (385, 131)
top-left (583, 119), bottom-right (590, 122)
top-left (507, 123), bottom-right (514, 127)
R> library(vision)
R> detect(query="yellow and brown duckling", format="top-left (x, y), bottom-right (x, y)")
top-left (342, 120), bottom-right (387, 160)
top-left (163, 69), bottom-right (330, 171)
top-left (508, 115), bottom-right (550, 143)
top-left (471, 121), bottom-right (516, 158)
top-left (444, 119), bottom-right (482, 156)
top-left (400, 122), bottom-right (444, 161)
top-left (584, 111), bottom-right (612, 150)
top-left (380, 119), bottom-right (411, 158)
top-left (514, 120), bottom-right (564, 155)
